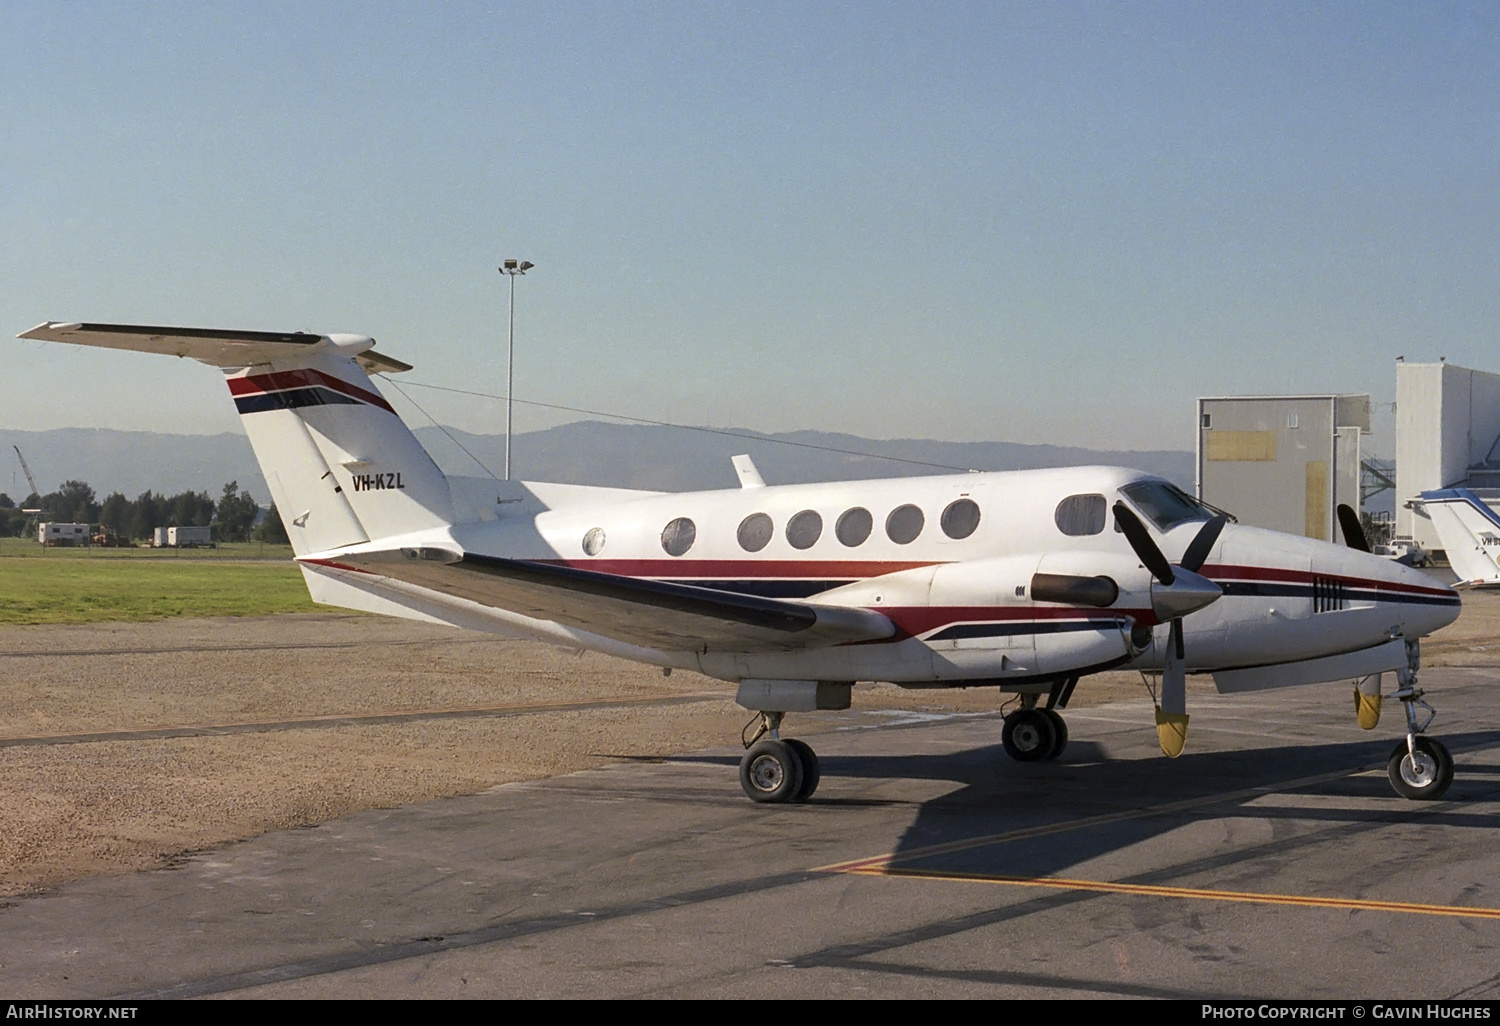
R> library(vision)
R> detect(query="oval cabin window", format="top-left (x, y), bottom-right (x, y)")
top-left (661, 517), bottom-right (697, 556)
top-left (836, 507), bottom-right (873, 547)
top-left (940, 498), bottom-right (981, 539)
top-left (737, 513), bottom-right (773, 552)
top-left (886, 504), bottom-right (925, 545)
top-left (582, 527), bottom-right (605, 556)
top-left (786, 510), bottom-right (823, 550)
top-left (1055, 494), bottom-right (1107, 536)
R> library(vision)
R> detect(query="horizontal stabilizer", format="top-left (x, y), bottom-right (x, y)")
top-left (307, 548), bottom-right (896, 654)
top-left (18, 322), bottom-right (411, 374)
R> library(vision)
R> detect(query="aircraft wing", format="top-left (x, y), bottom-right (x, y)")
top-left (18, 322), bottom-right (412, 374)
top-left (310, 548), bottom-right (897, 653)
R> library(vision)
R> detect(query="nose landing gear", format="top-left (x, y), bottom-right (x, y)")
top-left (1386, 641), bottom-right (1454, 801)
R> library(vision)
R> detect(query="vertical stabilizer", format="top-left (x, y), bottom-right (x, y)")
top-left (15, 322), bottom-right (455, 556)
top-left (1419, 488), bottom-right (1500, 585)
top-left (228, 355), bottom-right (454, 551)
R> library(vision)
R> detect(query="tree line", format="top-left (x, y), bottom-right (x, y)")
top-left (0, 480), bottom-right (288, 544)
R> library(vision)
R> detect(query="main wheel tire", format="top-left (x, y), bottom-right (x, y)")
top-left (1040, 709), bottom-right (1069, 760)
top-left (1387, 738), bottom-right (1455, 800)
top-left (1002, 709), bottom-right (1058, 762)
top-left (739, 739), bottom-right (804, 803)
top-left (784, 738), bottom-right (821, 801)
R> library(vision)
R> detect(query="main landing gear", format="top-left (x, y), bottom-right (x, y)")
top-left (739, 712), bottom-right (820, 804)
top-left (1001, 677), bottom-right (1077, 763)
top-left (1382, 640), bottom-right (1454, 801)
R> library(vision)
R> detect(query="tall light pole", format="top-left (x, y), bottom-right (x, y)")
top-left (499, 258), bottom-right (534, 480)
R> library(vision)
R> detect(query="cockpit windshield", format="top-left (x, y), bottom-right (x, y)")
top-left (1119, 481), bottom-right (1215, 532)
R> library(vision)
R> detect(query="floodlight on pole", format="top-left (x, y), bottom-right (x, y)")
top-left (499, 259), bottom-right (535, 480)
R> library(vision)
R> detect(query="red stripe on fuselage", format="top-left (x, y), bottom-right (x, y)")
top-left (227, 369), bottom-right (397, 415)
top-left (548, 558), bottom-right (940, 578)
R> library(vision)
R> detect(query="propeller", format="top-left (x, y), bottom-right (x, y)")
top-left (1336, 503), bottom-right (1371, 553)
top-left (1112, 504), bottom-right (1228, 758)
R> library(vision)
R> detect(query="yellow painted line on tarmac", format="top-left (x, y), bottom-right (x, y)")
top-left (837, 865), bottom-right (1500, 920)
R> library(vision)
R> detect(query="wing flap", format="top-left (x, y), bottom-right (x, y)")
top-left (310, 548), bottom-right (895, 653)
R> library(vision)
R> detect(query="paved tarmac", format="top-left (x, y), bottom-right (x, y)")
top-left (3, 665), bottom-right (1500, 1000)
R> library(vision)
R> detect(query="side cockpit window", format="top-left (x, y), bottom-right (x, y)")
top-left (1119, 481), bottom-right (1213, 531)
top-left (1055, 494), bottom-right (1107, 536)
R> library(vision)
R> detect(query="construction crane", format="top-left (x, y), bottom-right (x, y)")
top-left (13, 445), bottom-right (42, 512)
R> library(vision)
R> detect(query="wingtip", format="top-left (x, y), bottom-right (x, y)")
top-left (18, 321), bottom-right (80, 340)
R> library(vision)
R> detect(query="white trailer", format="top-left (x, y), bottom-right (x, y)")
top-left (166, 526), bottom-right (213, 548)
top-left (39, 522), bottom-right (90, 547)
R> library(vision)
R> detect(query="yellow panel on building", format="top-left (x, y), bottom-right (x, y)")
top-left (1205, 430), bottom-right (1278, 462)
top-left (1305, 461), bottom-right (1328, 540)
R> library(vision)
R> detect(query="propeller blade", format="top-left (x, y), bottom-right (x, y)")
top-left (1179, 513), bottom-right (1228, 573)
top-left (1113, 502), bottom-right (1174, 585)
top-left (1030, 573), bottom-right (1119, 608)
top-left (1157, 618), bottom-right (1190, 758)
top-left (1337, 503), bottom-right (1371, 553)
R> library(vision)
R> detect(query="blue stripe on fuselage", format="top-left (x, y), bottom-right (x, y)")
top-left (234, 387), bottom-right (364, 415)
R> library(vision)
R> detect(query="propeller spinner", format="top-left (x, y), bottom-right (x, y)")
top-left (1112, 503), bottom-right (1228, 758)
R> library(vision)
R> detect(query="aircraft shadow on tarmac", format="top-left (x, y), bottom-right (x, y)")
top-left (662, 728), bottom-right (1500, 883)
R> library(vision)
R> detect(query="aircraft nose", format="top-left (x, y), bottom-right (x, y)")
top-left (1389, 555), bottom-right (1461, 636)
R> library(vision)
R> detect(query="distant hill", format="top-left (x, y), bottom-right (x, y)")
top-left (0, 423), bottom-right (1193, 503)
top-left (414, 423), bottom-right (1195, 493)
top-left (0, 428), bottom-right (268, 502)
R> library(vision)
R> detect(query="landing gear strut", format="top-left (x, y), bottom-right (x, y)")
top-left (1386, 640), bottom-right (1454, 801)
top-left (739, 712), bottom-right (821, 803)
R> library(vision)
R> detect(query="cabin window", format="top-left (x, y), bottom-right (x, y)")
top-left (836, 507), bottom-right (873, 546)
top-left (941, 498), bottom-right (981, 539)
top-left (582, 527), bottom-right (605, 556)
top-left (661, 517), bottom-right (697, 557)
top-left (886, 504), bottom-right (925, 544)
top-left (737, 513), bottom-right (773, 552)
top-left (786, 510), bottom-right (823, 550)
top-left (1055, 494), bottom-right (1107, 536)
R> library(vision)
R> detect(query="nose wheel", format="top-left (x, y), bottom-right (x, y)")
top-left (1387, 737), bottom-right (1454, 800)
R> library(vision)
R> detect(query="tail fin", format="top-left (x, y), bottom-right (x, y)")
top-left (1418, 487), bottom-right (1500, 585)
top-left (19, 322), bottom-right (453, 555)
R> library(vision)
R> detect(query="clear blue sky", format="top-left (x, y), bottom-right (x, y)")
top-left (3, 2), bottom-right (1497, 455)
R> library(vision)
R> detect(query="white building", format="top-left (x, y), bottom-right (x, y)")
top-left (1395, 360), bottom-right (1500, 552)
top-left (1196, 394), bottom-right (1369, 542)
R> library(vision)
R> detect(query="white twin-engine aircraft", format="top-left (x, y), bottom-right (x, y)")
top-left (21, 322), bottom-right (1465, 803)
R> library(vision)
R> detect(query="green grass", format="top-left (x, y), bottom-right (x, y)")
top-left (0, 551), bottom-right (319, 624)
